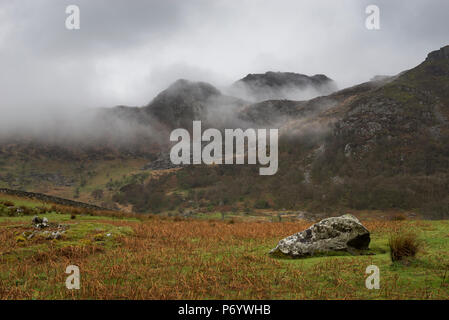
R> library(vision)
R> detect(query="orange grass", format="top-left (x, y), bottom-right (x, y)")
top-left (0, 217), bottom-right (447, 300)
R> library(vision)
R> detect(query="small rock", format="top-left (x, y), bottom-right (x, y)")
top-left (51, 231), bottom-right (62, 240)
top-left (22, 231), bottom-right (36, 240)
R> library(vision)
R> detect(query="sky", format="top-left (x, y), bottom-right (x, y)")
top-left (1, 0), bottom-right (448, 114)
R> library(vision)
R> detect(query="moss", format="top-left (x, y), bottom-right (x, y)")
top-left (15, 235), bottom-right (26, 243)
top-left (93, 233), bottom-right (105, 241)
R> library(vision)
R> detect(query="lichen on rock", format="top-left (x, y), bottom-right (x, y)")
top-left (270, 214), bottom-right (371, 258)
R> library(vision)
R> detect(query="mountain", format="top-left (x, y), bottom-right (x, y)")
top-left (144, 79), bottom-right (247, 129)
top-left (1, 46), bottom-right (448, 218)
top-left (324, 45), bottom-right (449, 175)
top-left (230, 71), bottom-right (338, 102)
top-left (238, 79), bottom-right (388, 126)
top-left (114, 46), bottom-right (449, 218)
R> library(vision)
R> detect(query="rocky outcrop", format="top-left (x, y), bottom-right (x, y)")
top-left (329, 46), bottom-right (449, 166)
top-left (238, 100), bottom-right (303, 125)
top-left (17, 216), bottom-right (69, 242)
top-left (231, 71), bottom-right (337, 102)
top-left (270, 214), bottom-right (370, 258)
top-left (426, 45), bottom-right (449, 62)
top-left (142, 152), bottom-right (183, 170)
top-left (27, 173), bottom-right (75, 187)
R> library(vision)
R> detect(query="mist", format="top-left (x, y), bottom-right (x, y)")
top-left (1, 0), bottom-right (449, 141)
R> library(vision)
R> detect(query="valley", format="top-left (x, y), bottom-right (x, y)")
top-left (0, 193), bottom-right (448, 299)
top-left (1, 47), bottom-right (448, 219)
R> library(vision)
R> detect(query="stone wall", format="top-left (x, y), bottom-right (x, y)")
top-left (0, 188), bottom-right (108, 211)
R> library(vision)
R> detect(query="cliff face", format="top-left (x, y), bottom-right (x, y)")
top-left (426, 45), bottom-right (449, 62)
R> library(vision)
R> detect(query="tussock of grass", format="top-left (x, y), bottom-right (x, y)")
top-left (391, 213), bottom-right (407, 221)
top-left (389, 231), bottom-right (421, 263)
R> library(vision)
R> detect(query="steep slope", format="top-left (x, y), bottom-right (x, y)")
top-left (238, 78), bottom-right (388, 127)
top-left (320, 45), bottom-right (449, 177)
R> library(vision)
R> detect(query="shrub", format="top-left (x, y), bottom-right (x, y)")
top-left (391, 213), bottom-right (407, 221)
top-left (91, 189), bottom-right (104, 200)
top-left (0, 200), bottom-right (14, 207)
top-left (254, 200), bottom-right (270, 209)
top-left (0, 204), bottom-right (9, 216)
top-left (389, 232), bottom-right (421, 262)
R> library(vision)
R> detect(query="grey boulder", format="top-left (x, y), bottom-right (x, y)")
top-left (32, 216), bottom-right (49, 229)
top-left (270, 214), bottom-right (370, 258)
top-left (32, 216), bottom-right (43, 225)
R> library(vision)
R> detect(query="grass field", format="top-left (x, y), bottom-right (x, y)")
top-left (0, 158), bottom-right (148, 205)
top-left (0, 195), bottom-right (448, 300)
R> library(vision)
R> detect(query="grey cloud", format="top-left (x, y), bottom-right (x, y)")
top-left (0, 0), bottom-right (448, 115)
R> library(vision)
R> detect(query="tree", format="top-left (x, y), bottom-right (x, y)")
top-left (91, 189), bottom-right (104, 200)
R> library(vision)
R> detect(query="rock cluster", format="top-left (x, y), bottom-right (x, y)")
top-left (19, 216), bottom-right (69, 241)
top-left (142, 152), bottom-right (183, 170)
top-left (32, 216), bottom-right (49, 229)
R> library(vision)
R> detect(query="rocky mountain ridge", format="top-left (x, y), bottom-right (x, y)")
top-left (231, 71), bottom-right (338, 102)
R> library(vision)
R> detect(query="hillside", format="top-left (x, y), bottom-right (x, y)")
top-left (323, 45), bottom-right (449, 177)
top-left (0, 46), bottom-right (448, 218)
top-left (112, 46), bottom-right (449, 218)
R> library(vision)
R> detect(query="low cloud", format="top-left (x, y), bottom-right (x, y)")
top-left (0, 0), bottom-right (448, 143)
